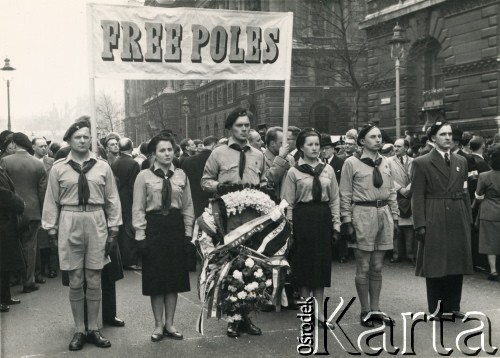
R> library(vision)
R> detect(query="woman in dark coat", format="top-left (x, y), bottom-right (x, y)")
top-left (0, 165), bottom-right (25, 312)
top-left (132, 134), bottom-right (194, 342)
top-left (475, 149), bottom-right (500, 281)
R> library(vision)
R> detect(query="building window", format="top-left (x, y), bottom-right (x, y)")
top-left (205, 124), bottom-right (210, 136)
top-left (217, 86), bottom-right (224, 107)
top-left (214, 122), bottom-right (219, 137)
top-left (314, 106), bottom-right (330, 133)
top-left (208, 90), bottom-right (214, 110)
top-left (227, 82), bottom-right (234, 104)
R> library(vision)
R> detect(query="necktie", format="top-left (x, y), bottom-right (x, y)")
top-left (444, 153), bottom-right (450, 167)
top-left (295, 163), bottom-right (325, 202)
top-left (150, 167), bottom-right (174, 212)
top-left (400, 156), bottom-right (404, 166)
top-left (67, 159), bottom-right (97, 205)
top-left (358, 157), bottom-right (384, 188)
top-left (229, 143), bottom-right (250, 179)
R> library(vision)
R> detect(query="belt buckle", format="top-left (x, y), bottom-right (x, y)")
top-left (376, 200), bottom-right (383, 208)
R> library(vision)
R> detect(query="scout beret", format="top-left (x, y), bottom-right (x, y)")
top-left (12, 132), bottom-right (34, 154)
top-left (63, 119), bottom-right (91, 142)
top-left (427, 121), bottom-right (450, 138)
top-left (225, 107), bottom-right (250, 130)
top-left (357, 123), bottom-right (379, 146)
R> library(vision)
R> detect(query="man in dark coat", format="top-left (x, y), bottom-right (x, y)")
top-left (181, 136), bottom-right (218, 272)
top-left (411, 121), bottom-right (473, 318)
top-left (0, 165), bottom-right (25, 312)
top-left (0, 133), bottom-right (47, 293)
top-left (111, 138), bottom-right (140, 269)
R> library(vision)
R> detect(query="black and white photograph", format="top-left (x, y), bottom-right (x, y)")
top-left (0, 0), bottom-right (499, 356)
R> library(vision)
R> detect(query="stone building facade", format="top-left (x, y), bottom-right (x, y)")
top-left (361, 0), bottom-right (500, 136)
top-left (123, 0), bottom-right (368, 144)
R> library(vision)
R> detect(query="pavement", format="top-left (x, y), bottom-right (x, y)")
top-left (1, 259), bottom-right (499, 358)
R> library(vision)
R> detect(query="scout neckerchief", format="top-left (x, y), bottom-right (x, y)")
top-left (229, 142), bottom-right (251, 179)
top-left (67, 159), bottom-right (97, 205)
top-left (355, 151), bottom-right (383, 188)
top-left (150, 165), bottom-right (174, 211)
top-left (295, 161), bottom-right (325, 202)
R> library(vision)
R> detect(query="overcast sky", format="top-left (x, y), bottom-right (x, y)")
top-left (0, 0), bottom-right (144, 132)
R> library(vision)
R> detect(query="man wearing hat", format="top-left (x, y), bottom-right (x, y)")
top-left (339, 123), bottom-right (399, 327)
top-left (0, 132), bottom-right (47, 293)
top-left (411, 121), bottom-right (472, 319)
top-left (0, 130), bottom-right (13, 159)
top-left (42, 120), bottom-right (122, 351)
top-left (201, 107), bottom-right (265, 338)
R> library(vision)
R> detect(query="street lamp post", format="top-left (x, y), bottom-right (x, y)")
top-left (389, 23), bottom-right (409, 139)
top-left (181, 96), bottom-right (190, 138)
top-left (1, 58), bottom-right (16, 131)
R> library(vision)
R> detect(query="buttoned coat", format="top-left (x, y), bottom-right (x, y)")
top-left (411, 149), bottom-right (473, 278)
top-left (181, 149), bottom-right (212, 219)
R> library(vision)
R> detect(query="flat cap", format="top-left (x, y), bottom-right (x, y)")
top-left (12, 132), bottom-right (34, 154)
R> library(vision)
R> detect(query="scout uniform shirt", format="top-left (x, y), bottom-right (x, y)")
top-left (132, 163), bottom-right (194, 241)
top-left (41, 151), bottom-right (122, 231)
top-left (201, 137), bottom-right (266, 193)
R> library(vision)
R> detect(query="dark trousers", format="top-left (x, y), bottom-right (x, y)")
top-left (0, 271), bottom-right (11, 303)
top-left (426, 275), bottom-right (463, 314)
top-left (333, 235), bottom-right (348, 260)
top-left (20, 221), bottom-right (40, 286)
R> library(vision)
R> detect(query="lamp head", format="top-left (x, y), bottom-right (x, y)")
top-left (1, 58), bottom-right (15, 71)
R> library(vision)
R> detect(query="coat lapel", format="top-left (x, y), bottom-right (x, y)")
top-left (447, 153), bottom-right (462, 190)
top-left (430, 149), bottom-right (450, 182)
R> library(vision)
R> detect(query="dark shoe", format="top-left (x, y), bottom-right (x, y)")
top-left (35, 277), bottom-right (46, 284)
top-left (474, 265), bottom-right (487, 273)
top-left (0, 304), bottom-right (9, 312)
top-left (151, 333), bottom-right (164, 342)
top-left (370, 311), bottom-right (396, 326)
top-left (487, 272), bottom-right (498, 281)
top-left (240, 317), bottom-right (262, 335)
top-left (86, 330), bottom-right (111, 348)
top-left (68, 332), bottom-right (86, 351)
top-left (338, 257), bottom-right (347, 264)
top-left (22, 284), bottom-right (39, 293)
top-left (389, 258), bottom-right (400, 263)
top-left (48, 270), bottom-right (57, 278)
top-left (2, 298), bottom-right (20, 305)
top-left (163, 326), bottom-right (183, 340)
top-left (452, 311), bottom-right (466, 319)
top-left (284, 302), bottom-right (299, 310)
top-left (260, 304), bottom-right (275, 312)
top-left (104, 317), bottom-right (125, 327)
top-left (226, 321), bottom-right (240, 338)
top-left (360, 311), bottom-right (374, 328)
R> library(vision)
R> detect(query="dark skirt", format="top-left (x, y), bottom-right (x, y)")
top-left (292, 202), bottom-right (333, 288)
top-left (479, 220), bottom-right (500, 255)
top-left (142, 211), bottom-right (190, 296)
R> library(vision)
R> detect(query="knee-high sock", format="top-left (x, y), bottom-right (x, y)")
top-left (69, 285), bottom-right (85, 333)
top-left (355, 276), bottom-right (369, 312)
top-left (86, 285), bottom-right (102, 331)
top-left (369, 271), bottom-right (382, 311)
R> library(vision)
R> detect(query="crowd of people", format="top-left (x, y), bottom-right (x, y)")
top-left (1, 109), bottom-right (499, 351)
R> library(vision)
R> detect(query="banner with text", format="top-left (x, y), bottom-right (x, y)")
top-left (87, 4), bottom-right (293, 80)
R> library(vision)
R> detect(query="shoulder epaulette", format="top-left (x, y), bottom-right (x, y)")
top-left (53, 158), bottom-right (66, 165)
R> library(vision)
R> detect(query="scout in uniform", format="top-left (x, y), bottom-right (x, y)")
top-left (339, 123), bottom-right (399, 327)
top-left (201, 107), bottom-right (265, 338)
top-left (42, 120), bottom-right (122, 351)
top-left (411, 121), bottom-right (472, 318)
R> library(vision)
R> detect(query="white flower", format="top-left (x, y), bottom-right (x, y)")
top-left (228, 285), bottom-right (237, 292)
top-left (226, 315), bottom-right (234, 323)
top-left (237, 291), bottom-right (248, 300)
top-left (232, 270), bottom-right (243, 281)
top-left (229, 296), bottom-right (237, 302)
top-left (233, 314), bottom-right (242, 321)
top-left (245, 258), bottom-right (255, 268)
top-left (265, 279), bottom-right (272, 287)
top-left (254, 269), bottom-right (263, 278)
top-left (244, 282), bottom-right (258, 292)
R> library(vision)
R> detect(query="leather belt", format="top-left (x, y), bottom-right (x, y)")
top-left (61, 204), bottom-right (103, 212)
top-left (425, 191), bottom-right (464, 200)
top-left (355, 200), bottom-right (388, 208)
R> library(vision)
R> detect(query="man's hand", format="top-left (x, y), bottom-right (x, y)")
top-left (105, 229), bottom-right (119, 257)
top-left (415, 227), bottom-right (426, 243)
top-left (217, 183), bottom-right (234, 195)
top-left (48, 229), bottom-right (58, 248)
top-left (333, 230), bottom-right (340, 243)
top-left (393, 220), bottom-right (400, 239)
top-left (399, 188), bottom-right (409, 197)
top-left (278, 144), bottom-right (290, 158)
top-left (342, 222), bottom-right (356, 244)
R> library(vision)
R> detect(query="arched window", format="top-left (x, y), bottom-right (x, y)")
top-left (314, 106), bottom-right (330, 133)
